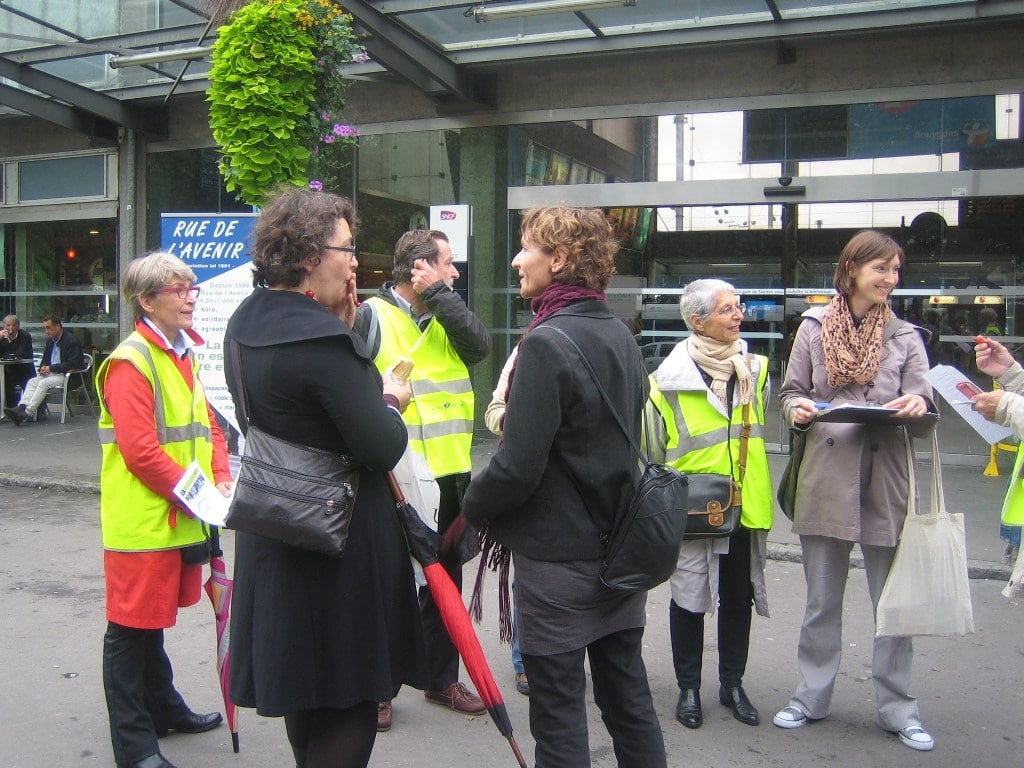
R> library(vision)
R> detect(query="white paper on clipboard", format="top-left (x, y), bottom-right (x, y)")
top-left (925, 365), bottom-right (1014, 445)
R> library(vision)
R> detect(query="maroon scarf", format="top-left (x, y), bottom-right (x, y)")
top-left (504, 282), bottom-right (606, 403)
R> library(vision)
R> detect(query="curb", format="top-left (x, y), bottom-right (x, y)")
top-left (1, 473), bottom-right (1012, 583)
top-left (767, 541), bottom-right (1011, 582)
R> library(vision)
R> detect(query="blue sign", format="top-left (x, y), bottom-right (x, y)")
top-left (849, 97), bottom-right (995, 159)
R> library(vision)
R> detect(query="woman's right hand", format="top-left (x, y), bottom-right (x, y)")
top-left (383, 378), bottom-right (412, 413)
top-left (789, 397), bottom-right (821, 425)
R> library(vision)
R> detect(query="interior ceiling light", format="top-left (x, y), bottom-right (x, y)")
top-left (471, 0), bottom-right (636, 23)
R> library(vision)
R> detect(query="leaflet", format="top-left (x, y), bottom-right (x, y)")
top-left (172, 460), bottom-right (232, 527)
top-left (925, 365), bottom-right (1013, 445)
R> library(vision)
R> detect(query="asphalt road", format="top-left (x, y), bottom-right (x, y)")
top-left (1, 482), bottom-right (1021, 768)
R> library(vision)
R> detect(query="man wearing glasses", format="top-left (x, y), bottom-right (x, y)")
top-left (355, 229), bottom-right (491, 731)
top-left (4, 314), bottom-right (84, 426)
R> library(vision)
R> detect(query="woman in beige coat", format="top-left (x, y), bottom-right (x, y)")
top-left (773, 230), bottom-right (938, 752)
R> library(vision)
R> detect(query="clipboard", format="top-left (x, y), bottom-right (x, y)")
top-left (813, 404), bottom-right (939, 427)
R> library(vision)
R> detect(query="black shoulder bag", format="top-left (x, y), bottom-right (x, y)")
top-left (224, 340), bottom-right (359, 557)
top-left (538, 326), bottom-right (689, 592)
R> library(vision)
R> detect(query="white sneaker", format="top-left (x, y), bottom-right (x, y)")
top-left (772, 705), bottom-right (808, 729)
top-left (898, 725), bottom-right (934, 751)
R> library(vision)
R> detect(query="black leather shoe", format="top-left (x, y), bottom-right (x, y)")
top-left (117, 753), bottom-right (177, 768)
top-left (675, 688), bottom-right (702, 729)
top-left (719, 685), bottom-right (760, 726)
top-left (157, 710), bottom-right (223, 737)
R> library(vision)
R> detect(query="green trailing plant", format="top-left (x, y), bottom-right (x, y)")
top-left (208, 0), bottom-right (365, 206)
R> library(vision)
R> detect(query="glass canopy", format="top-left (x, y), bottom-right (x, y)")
top-left (0, 0), bottom-right (1011, 117)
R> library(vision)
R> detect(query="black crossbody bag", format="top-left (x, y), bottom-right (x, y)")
top-left (538, 326), bottom-right (689, 591)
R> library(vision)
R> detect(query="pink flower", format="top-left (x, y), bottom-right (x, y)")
top-left (321, 111), bottom-right (331, 121)
top-left (309, 180), bottom-right (323, 191)
top-left (322, 134), bottom-right (336, 144)
top-left (354, 51), bottom-right (370, 64)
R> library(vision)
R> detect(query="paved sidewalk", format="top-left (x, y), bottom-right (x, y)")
top-left (1, 416), bottom-right (1022, 768)
top-left (0, 415), bottom-right (1015, 579)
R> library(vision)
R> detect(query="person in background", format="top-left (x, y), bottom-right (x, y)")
top-left (972, 335), bottom-right (1023, 567)
top-left (645, 279), bottom-right (773, 730)
top-left (463, 205), bottom-right (667, 768)
top-left (4, 314), bottom-right (83, 425)
top-left (355, 229), bottom-right (491, 731)
top-left (97, 252), bottom-right (231, 768)
top-left (224, 187), bottom-right (428, 768)
top-left (0, 314), bottom-right (35, 414)
top-left (772, 230), bottom-right (938, 752)
top-left (919, 310), bottom-right (941, 368)
top-left (483, 346), bottom-right (529, 697)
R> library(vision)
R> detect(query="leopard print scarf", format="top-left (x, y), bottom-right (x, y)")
top-left (820, 293), bottom-right (892, 389)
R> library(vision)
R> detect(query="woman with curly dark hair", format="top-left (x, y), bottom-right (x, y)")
top-left (224, 186), bottom-right (428, 768)
top-left (463, 205), bottom-right (667, 768)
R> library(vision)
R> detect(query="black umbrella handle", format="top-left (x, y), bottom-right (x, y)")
top-left (209, 525), bottom-right (223, 559)
top-left (387, 471), bottom-right (441, 567)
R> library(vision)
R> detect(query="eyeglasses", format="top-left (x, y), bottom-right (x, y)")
top-left (153, 285), bottom-right (201, 300)
top-left (712, 302), bottom-right (746, 317)
top-left (324, 244), bottom-right (357, 255)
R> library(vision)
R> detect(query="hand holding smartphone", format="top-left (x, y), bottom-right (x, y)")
top-left (955, 380), bottom-right (983, 400)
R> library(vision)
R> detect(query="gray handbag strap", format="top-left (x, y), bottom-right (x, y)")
top-left (228, 338), bottom-right (252, 428)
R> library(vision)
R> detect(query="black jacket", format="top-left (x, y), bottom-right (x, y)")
top-left (42, 330), bottom-right (84, 374)
top-left (462, 300), bottom-right (648, 561)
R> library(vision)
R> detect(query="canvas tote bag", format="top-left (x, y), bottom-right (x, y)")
top-left (875, 431), bottom-right (974, 637)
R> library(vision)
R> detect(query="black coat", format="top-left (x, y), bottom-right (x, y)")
top-left (224, 288), bottom-right (427, 714)
top-left (463, 299), bottom-right (648, 561)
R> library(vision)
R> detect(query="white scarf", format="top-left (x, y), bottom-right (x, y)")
top-left (686, 334), bottom-right (752, 408)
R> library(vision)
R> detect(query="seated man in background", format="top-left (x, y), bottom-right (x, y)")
top-left (1, 314), bottom-right (35, 414)
top-left (4, 314), bottom-right (83, 426)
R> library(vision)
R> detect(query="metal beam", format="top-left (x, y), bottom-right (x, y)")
top-left (0, 57), bottom-right (167, 139)
top-left (340, 0), bottom-right (487, 105)
top-left (0, 82), bottom-right (119, 143)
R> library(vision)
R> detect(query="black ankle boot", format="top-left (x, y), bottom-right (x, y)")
top-left (676, 688), bottom-right (702, 729)
top-left (719, 684), bottom-right (760, 726)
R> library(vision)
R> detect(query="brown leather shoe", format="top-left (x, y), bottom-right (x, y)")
top-left (424, 682), bottom-right (487, 715)
top-left (376, 700), bottom-right (392, 732)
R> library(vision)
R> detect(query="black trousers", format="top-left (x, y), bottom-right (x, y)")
top-left (417, 472), bottom-right (467, 690)
top-left (523, 627), bottom-right (667, 768)
top-left (670, 525), bottom-right (754, 689)
top-left (102, 622), bottom-right (191, 766)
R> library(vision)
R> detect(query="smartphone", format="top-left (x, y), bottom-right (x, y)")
top-left (955, 381), bottom-right (983, 399)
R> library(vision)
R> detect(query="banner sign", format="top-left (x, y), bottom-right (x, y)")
top-left (161, 213), bottom-right (257, 434)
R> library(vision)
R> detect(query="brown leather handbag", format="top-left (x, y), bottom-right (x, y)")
top-left (682, 400), bottom-right (750, 539)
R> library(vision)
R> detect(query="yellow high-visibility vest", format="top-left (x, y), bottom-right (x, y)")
top-left (649, 355), bottom-right (773, 530)
top-left (1001, 449), bottom-right (1024, 525)
top-left (96, 332), bottom-right (213, 551)
top-left (366, 298), bottom-right (474, 477)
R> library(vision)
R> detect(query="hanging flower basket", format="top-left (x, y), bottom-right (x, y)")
top-left (208, 0), bottom-right (367, 206)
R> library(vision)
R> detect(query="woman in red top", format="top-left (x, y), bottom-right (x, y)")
top-left (99, 251), bottom-right (233, 768)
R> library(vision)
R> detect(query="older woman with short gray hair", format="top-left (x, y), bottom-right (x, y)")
top-left (96, 250), bottom-right (231, 768)
top-left (645, 277), bottom-right (774, 731)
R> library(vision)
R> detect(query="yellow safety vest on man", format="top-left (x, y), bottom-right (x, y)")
top-left (649, 355), bottom-right (773, 530)
top-left (96, 332), bottom-right (214, 551)
top-left (365, 298), bottom-right (474, 478)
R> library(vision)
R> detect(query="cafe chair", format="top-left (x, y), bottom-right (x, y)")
top-left (47, 353), bottom-right (97, 424)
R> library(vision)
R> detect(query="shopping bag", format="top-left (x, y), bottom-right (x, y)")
top-left (392, 443), bottom-right (440, 585)
top-left (876, 432), bottom-right (974, 637)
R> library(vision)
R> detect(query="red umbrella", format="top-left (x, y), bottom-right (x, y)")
top-left (203, 527), bottom-right (240, 753)
top-left (386, 472), bottom-right (527, 768)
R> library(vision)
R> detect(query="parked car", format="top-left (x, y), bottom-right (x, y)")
top-left (640, 341), bottom-right (676, 373)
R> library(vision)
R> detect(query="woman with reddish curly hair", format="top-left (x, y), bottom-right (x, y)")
top-left (463, 205), bottom-right (667, 768)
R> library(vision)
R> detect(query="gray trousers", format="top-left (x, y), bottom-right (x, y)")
top-left (790, 535), bottom-right (921, 731)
